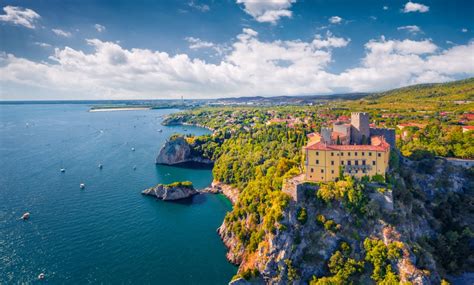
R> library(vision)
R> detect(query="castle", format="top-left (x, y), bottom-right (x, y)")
top-left (303, 112), bottom-right (395, 182)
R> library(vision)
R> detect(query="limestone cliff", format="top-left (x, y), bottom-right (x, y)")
top-left (155, 136), bottom-right (213, 165)
top-left (142, 182), bottom-right (197, 201)
top-left (217, 158), bottom-right (472, 284)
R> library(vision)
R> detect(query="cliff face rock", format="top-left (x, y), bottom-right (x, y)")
top-left (156, 136), bottom-right (192, 165)
top-left (156, 136), bottom-right (213, 165)
top-left (142, 182), bottom-right (197, 201)
top-left (204, 181), bottom-right (239, 205)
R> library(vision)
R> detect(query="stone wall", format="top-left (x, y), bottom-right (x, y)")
top-left (370, 127), bottom-right (396, 148)
top-left (282, 174), bottom-right (318, 203)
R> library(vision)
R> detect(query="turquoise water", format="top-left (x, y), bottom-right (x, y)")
top-left (0, 104), bottom-right (236, 284)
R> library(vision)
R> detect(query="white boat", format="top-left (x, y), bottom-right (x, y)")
top-left (131, 147), bottom-right (135, 151)
top-left (38, 273), bottom-right (45, 280)
top-left (98, 164), bottom-right (103, 169)
top-left (60, 168), bottom-right (66, 173)
top-left (80, 183), bottom-right (86, 189)
top-left (133, 166), bottom-right (137, 170)
top-left (21, 212), bottom-right (30, 220)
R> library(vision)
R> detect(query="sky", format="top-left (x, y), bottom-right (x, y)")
top-left (0, 0), bottom-right (473, 100)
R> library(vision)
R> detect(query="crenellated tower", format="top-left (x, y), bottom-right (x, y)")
top-left (350, 112), bottom-right (370, 144)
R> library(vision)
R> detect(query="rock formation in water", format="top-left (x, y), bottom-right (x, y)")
top-left (155, 135), bottom-right (213, 165)
top-left (142, 181), bottom-right (197, 201)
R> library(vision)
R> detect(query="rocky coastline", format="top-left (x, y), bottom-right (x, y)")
top-left (162, 116), bottom-right (215, 132)
top-left (155, 136), bottom-right (213, 165)
top-left (142, 181), bottom-right (197, 201)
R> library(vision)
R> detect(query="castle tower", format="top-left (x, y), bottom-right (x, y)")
top-left (351, 112), bottom-right (370, 144)
top-left (321, 127), bottom-right (332, 144)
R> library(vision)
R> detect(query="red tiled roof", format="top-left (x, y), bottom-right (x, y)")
top-left (463, 126), bottom-right (474, 130)
top-left (304, 135), bottom-right (390, 152)
top-left (331, 131), bottom-right (347, 140)
top-left (397, 123), bottom-right (426, 128)
top-left (464, 114), bottom-right (474, 120)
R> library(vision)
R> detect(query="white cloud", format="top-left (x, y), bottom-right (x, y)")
top-left (188, 1), bottom-right (210, 12)
top-left (462, 28), bottom-right (468, 33)
top-left (94, 24), bottom-right (106, 32)
top-left (236, 0), bottom-right (295, 24)
top-left (397, 25), bottom-right (422, 34)
top-left (329, 16), bottom-right (342, 24)
top-left (403, 2), bottom-right (429, 13)
top-left (312, 33), bottom-right (350, 49)
top-left (0, 6), bottom-right (40, 29)
top-left (0, 30), bottom-right (473, 100)
top-left (52, 28), bottom-right (72, 37)
top-left (34, 42), bottom-right (52, 48)
top-left (185, 37), bottom-right (215, 49)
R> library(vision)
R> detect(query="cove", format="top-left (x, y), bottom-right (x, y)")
top-left (0, 104), bottom-right (236, 284)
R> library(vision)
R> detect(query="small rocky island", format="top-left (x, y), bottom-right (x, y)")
top-left (155, 135), bottom-right (213, 165)
top-left (142, 181), bottom-right (197, 201)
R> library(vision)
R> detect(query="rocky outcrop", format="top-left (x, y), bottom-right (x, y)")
top-left (156, 136), bottom-right (213, 165)
top-left (142, 182), bottom-right (197, 201)
top-left (203, 181), bottom-right (239, 205)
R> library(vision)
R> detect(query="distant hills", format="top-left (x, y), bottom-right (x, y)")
top-left (366, 77), bottom-right (474, 102)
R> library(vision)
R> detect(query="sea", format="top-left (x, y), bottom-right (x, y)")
top-left (0, 104), bottom-right (236, 284)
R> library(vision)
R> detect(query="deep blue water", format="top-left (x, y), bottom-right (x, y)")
top-left (0, 105), bottom-right (236, 284)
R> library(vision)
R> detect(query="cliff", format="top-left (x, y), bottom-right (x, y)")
top-left (203, 181), bottom-right (239, 205)
top-left (217, 158), bottom-right (473, 284)
top-left (156, 136), bottom-right (213, 165)
top-left (142, 181), bottom-right (197, 201)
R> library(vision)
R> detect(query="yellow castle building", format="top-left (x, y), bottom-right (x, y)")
top-left (304, 112), bottom-right (392, 182)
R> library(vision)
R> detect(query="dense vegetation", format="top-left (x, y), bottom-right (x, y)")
top-left (165, 181), bottom-right (193, 188)
top-left (360, 77), bottom-right (474, 112)
top-left (217, 125), bottom-right (306, 253)
top-left (398, 124), bottom-right (473, 159)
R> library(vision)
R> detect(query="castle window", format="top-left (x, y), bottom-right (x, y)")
top-left (348, 152), bottom-right (351, 156)
top-left (331, 152), bottom-right (334, 156)
top-left (378, 153), bottom-right (381, 157)
top-left (311, 168), bottom-right (314, 173)
top-left (321, 169), bottom-right (324, 173)
top-left (362, 160), bottom-right (366, 165)
top-left (362, 152), bottom-right (365, 156)
top-left (348, 161), bottom-right (352, 166)
top-left (372, 161), bottom-right (376, 166)
top-left (355, 152), bottom-right (358, 156)
top-left (369, 152), bottom-right (372, 156)
top-left (316, 151), bottom-right (319, 155)
top-left (355, 160), bottom-right (359, 166)
top-left (316, 160), bottom-right (319, 164)
top-left (331, 170), bottom-right (334, 174)
top-left (341, 161), bottom-right (344, 165)
top-left (331, 161), bottom-right (334, 165)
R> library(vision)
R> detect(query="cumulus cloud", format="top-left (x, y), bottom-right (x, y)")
top-left (397, 25), bottom-right (422, 34)
top-left (94, 24), bottom-right (106, 32)
top-left (52, 28), bottom-right (72, 37)
top-left (403, 2), bottom-right (429, 13)
top-left (236, 0), bottom-right (295, 24)
top-left (1, 30), bottom-right (473, 100)
top-left (329, 16), bottom-right (342, 24)
top-left (0, 6), bottom-right (40, 29)
top-left (312, 33), bottom-right (350, 49)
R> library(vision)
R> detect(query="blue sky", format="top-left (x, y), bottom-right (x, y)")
top-left (0, 0), bottom-right (473, 100)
